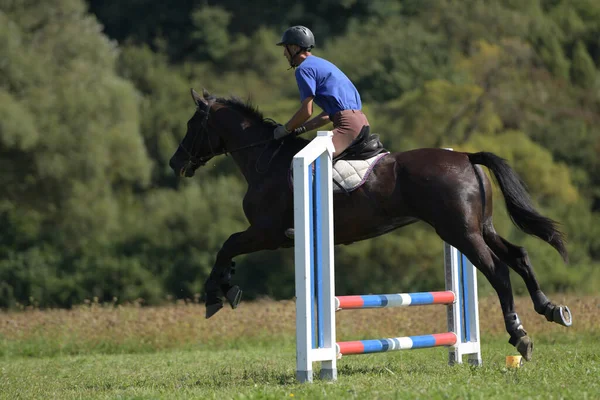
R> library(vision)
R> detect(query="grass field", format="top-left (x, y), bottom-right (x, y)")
top-left (1, 295), bottom-right (598, 399)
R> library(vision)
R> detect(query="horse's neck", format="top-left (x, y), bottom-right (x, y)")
top-left (229, 137), bottom-right (302, 185)
top-left (226, 130), bottom-right (273, 182)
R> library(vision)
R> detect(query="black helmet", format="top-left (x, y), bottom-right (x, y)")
top-left (276, 26), bottom-right (315, 49)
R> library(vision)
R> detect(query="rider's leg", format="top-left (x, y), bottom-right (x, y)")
top-left (331, 110), bottom-right (369, 157)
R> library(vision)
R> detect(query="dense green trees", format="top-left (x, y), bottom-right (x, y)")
top-left (1, 0), bottom-right (598, 308)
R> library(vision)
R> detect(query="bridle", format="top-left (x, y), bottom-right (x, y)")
top-left (177, 99), bottom-right (216, 171)
top-left (177, 99), bottom-right (280, 174)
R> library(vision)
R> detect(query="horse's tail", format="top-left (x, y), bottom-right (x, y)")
top-left (467, 151), bottom-right (568, 263)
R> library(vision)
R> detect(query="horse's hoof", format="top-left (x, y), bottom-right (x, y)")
top-left (553, 305), bottom-right (572, 327)
top-left (206, 300), bottom-right (224, 319)
top-left (225, 285), bottom-right (243, 309)
top-left (515, 336), bottom-right (533, 361)
top-left (544, 304), bottom-right (573, 327)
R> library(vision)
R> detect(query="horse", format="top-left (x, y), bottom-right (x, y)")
top-left (169, 88), bottom-right (572, 362)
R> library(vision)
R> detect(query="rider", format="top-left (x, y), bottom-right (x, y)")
top-left (273, 25), bottom-right (370, 158)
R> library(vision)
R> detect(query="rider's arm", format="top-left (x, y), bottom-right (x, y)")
top-left (302, 111), bottom-right (330, 132)
top-left (284, 96), bottom-right (313, 132)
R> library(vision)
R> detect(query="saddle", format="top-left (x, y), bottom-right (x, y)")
top-left (288, 125), bottom-right (389, 195)
top-left (333, 125), bottom-right (387, 162)
top-left (331, 126), bottom-right (389, 194)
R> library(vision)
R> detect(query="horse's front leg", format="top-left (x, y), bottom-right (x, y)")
top-left (204, 227), bottom-right (283, 318)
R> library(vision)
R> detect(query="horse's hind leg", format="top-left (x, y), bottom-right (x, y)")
top-left (438, 229), bottom-right (534, 361)
top-left (482, 226), bottom-right (572, 327)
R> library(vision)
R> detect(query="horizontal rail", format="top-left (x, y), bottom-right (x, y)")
top-left (335, 291), bottom-right (455, 310)
top-left (337, 332), bottom-right (457, 355)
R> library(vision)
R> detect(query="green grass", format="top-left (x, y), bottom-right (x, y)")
top-left (1, 296), bottom-right (598, 399)
top-left (1, 337), bottom-right (598, 399)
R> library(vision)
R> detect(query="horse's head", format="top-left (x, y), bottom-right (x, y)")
top-left (169, 88), bottom-right (226, 177)
top-left (171, 89), bottom-right (284, 178)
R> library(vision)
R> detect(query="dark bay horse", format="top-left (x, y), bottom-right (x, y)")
top-left (169, 88), bottom-right (572, 362)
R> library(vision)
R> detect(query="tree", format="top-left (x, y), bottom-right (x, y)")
top-left (0, 0), bottom-right (150, 306)
top-left (539, 36), bottom-right (571, 80)
top-left (4, 0), bottom-right (600, 307)
top-left (571, 40), bottom-right (597, 87)
top-left (324, 16), bottom-right (455, 102)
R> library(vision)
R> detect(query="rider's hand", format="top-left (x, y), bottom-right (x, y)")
top-left (273, 124), bottom-right (291, 140)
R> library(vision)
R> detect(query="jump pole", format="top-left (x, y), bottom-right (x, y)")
top-left (293, 132), bottom-right (481, 383)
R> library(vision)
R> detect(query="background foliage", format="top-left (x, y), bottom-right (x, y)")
top-left (1, 0), bottom-right (599, 308)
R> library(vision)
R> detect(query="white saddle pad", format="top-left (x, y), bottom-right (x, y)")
top-left (332, 153), bottom-right (389, 194)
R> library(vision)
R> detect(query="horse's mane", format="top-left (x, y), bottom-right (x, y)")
top-left (216, 96), bottom-right (278, 131)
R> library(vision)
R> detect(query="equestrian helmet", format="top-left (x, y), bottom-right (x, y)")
top-left (276, 26), bottom-right (315, 49)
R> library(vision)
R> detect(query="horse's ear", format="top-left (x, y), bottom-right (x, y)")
top-left (202, 88), bottom-right (215, 101)
top-left (190, 88), bottom-right (206, 106)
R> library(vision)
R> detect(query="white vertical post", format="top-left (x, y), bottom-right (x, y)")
top-left (445, 243), bottom-right (464, 365)
top-left (294, 131), bottom-right (337, 383)
top-left (317, 136), bottom-right (337, 381)
top-left (445, 243), bottom-right (482, 365)
top-left (294, 149), bottom-right (313, 383)
top-left (464, 255), bottom-right (482, 365)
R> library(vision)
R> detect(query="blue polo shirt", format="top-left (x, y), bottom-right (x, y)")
top-left (295, 55), bottom-right (362, 117)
